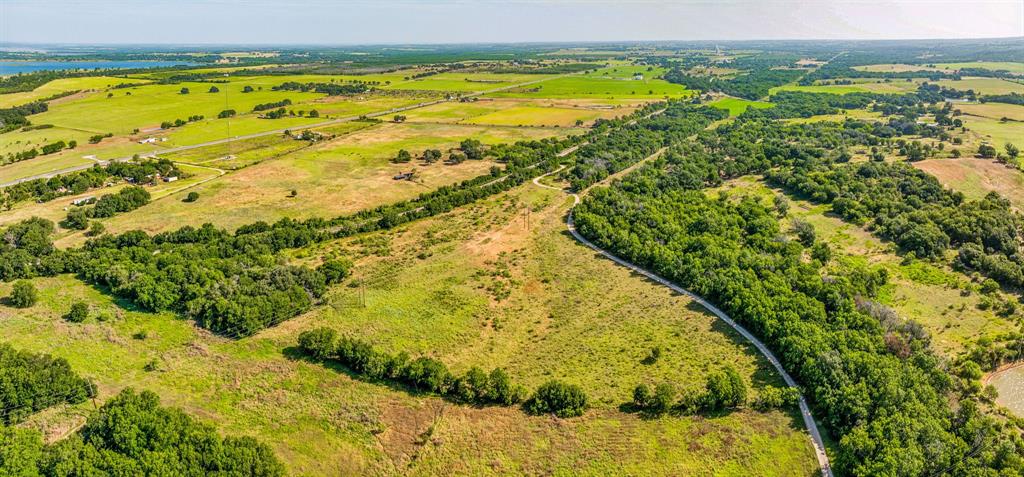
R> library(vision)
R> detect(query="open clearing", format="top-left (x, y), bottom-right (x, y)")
top-left (708, 97), bottom-right (773, 116)
top-left (986, 365), bottom-right (1024, 417)
top-left (958, 102), bottom-right (1024, 122)
top-left (0, 180), bottom-right (818, 476)
top-left (771, 81), bottom-right (920, 95)
top-left (853, 62), bottom-right (1024, 75)
top-left (934, 78), bottom-right (1024, 95)
top-left (488, 67), bottom-right (691, 99)
top-left (914, 158), bottom-right (1024, 209)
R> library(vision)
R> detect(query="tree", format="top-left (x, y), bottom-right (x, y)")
top-left (978, 143), bottom-right (997, 158)
top-left (1006, 143), bottom-right (1020, 159)
top-left (179, 87), bottom-right (189, 95)
top-left (422, 149), bottom-right (442, 163)
top-left (297, 327), bottom-right (337, 359)
top-left (184, 191), bottom-right (200, 203)
top-left (523, 380), bottom-right (588, 418)
top-left (85, 221), bottom-right (105, 237)
top-left (66, 301), bottom-right (89, 323)
top-left (318, 259), bottom-right (352, 285)
top-left (62, 207), bottom-right (89, 230)
top-left (242, 85), bottom-right (254, 93)
top-left (394, 149), bottom-right (412, 163)
top-left (460, 139), bottom-right (485, 160)
top-left (208, 85), bottom-right (220, 93)
top-left (393, 115), bottom-right (406, 123)
top-left (308, 109), bottom-right (319, 118)
top-left (791, 219), bottom-right (816, 247)
top-left (8, 280), bottom-right (37, 308)
top-left (218, 109), bottom-right (236, 119)
top-left (702, 366), bottom-right (747, 411)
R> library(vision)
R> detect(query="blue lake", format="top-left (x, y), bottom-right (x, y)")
top-left (0, 60), bottom-right (196, 75)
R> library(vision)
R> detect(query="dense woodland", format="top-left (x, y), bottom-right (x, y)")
top-left (0, 389), bottom-right (283, 476)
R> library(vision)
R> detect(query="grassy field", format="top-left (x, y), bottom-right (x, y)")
top-left (935, 78), bottom-right (1024, 95)
top-left (961, 115), bottom-right (1024, 149)
top-left (386, 72), bottom-right (556, 93)
top-left (708, 97), bottom-right (773, 116)
top-left (0, 126), bottom-right (93, 157)
top-left (488, 67), bottom-right (691, 99)
top-left (0, 76), bottom-right (149, 107)
top-left (0, 181), bottom-right (818, 476)
top-left (933, 62), bottom-right (1024, 74)
top-left (32, 80), bottom-right (325, 134)
top-left (771, 80), bottom-right (920, 95)
top-left (914, 158), bottom-right (1024, 209)
top-left (712, 176), bottom-right (1017, 356)
top-left (0, 151), bottom-right (94, 184)
top-left (462, 105), bottom-right (615, 127)
top-left (958, 102), bottom-right (1024, 122)
top-left (782, 108), bottom-right (883, 124)
top-left (853, 62), bottom-right (1024, 75)
top-left (74, 122), bottom-right (579, 239)
top-left (159, 115), bottom-right (326, 147)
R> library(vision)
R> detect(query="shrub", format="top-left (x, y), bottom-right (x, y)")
top-left (65, 301), bottom-right (89, 323)
top-left (8, 280), bottom-right (37, 308)
top-left (297, 327), bottom-right (337, 359)
top-left (318, 259), bottom-right (352, 285)
top-left (524, 380), bottom-right (588, 418)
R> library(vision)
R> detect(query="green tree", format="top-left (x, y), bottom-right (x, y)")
top-left (179, 87), bottom-right (189, 95)
top-left (65, 301), bottom-right (89, 323)
top-left (8, 280), bottom-right (37, 308)
top-left (524, 380), bottom-right (588, 418)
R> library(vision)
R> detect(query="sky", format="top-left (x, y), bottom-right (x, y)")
top-left (1, 0), bottom-right (1021, 45)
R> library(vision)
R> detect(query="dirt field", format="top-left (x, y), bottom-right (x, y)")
top-left (914, 158), bottom-right (1024, 209)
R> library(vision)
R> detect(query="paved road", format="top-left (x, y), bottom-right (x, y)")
top-left (0, 74), bottom-right (569, 188)
top-left (532, 166), bottom-right (834, 477)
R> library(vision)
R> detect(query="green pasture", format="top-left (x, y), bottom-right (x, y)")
top-left (32, 80), bottom-right (324, 134)
top-left (386, 72), bottom-right (554, 92)
top-left (0, 76), bottom-right (149, 108)
top-left (771, 81), bottom-right (919, 95)
top-left (708, 97), bottom-right (773, 116)
top-left (488, 75), bottom-right (691, 99)
top-left (0, 126), bottom-right (93, 157)
top-left (935, 77), bottom-right (1024, 95)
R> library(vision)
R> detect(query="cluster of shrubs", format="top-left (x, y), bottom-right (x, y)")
top-left (297, 328), bottom-right (527, 406)
top-left (253, 98), bottom-right (292, 112)
top-left (298, 328), bottom-right (590, 417)
top-left (629, 366), bottom-right (783, 417)
top-left (272, 81), bottom-right (369, 96)
top-left (160, 115), bottom-right (203, 129)
top-left (63, 185), bottom-right (151, 230)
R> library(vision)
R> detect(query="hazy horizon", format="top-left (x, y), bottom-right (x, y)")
top-left (1, 0), bottom-right (1021, 45)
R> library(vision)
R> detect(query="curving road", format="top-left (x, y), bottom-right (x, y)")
top-left (532, 166), bottom-right (833, 477)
